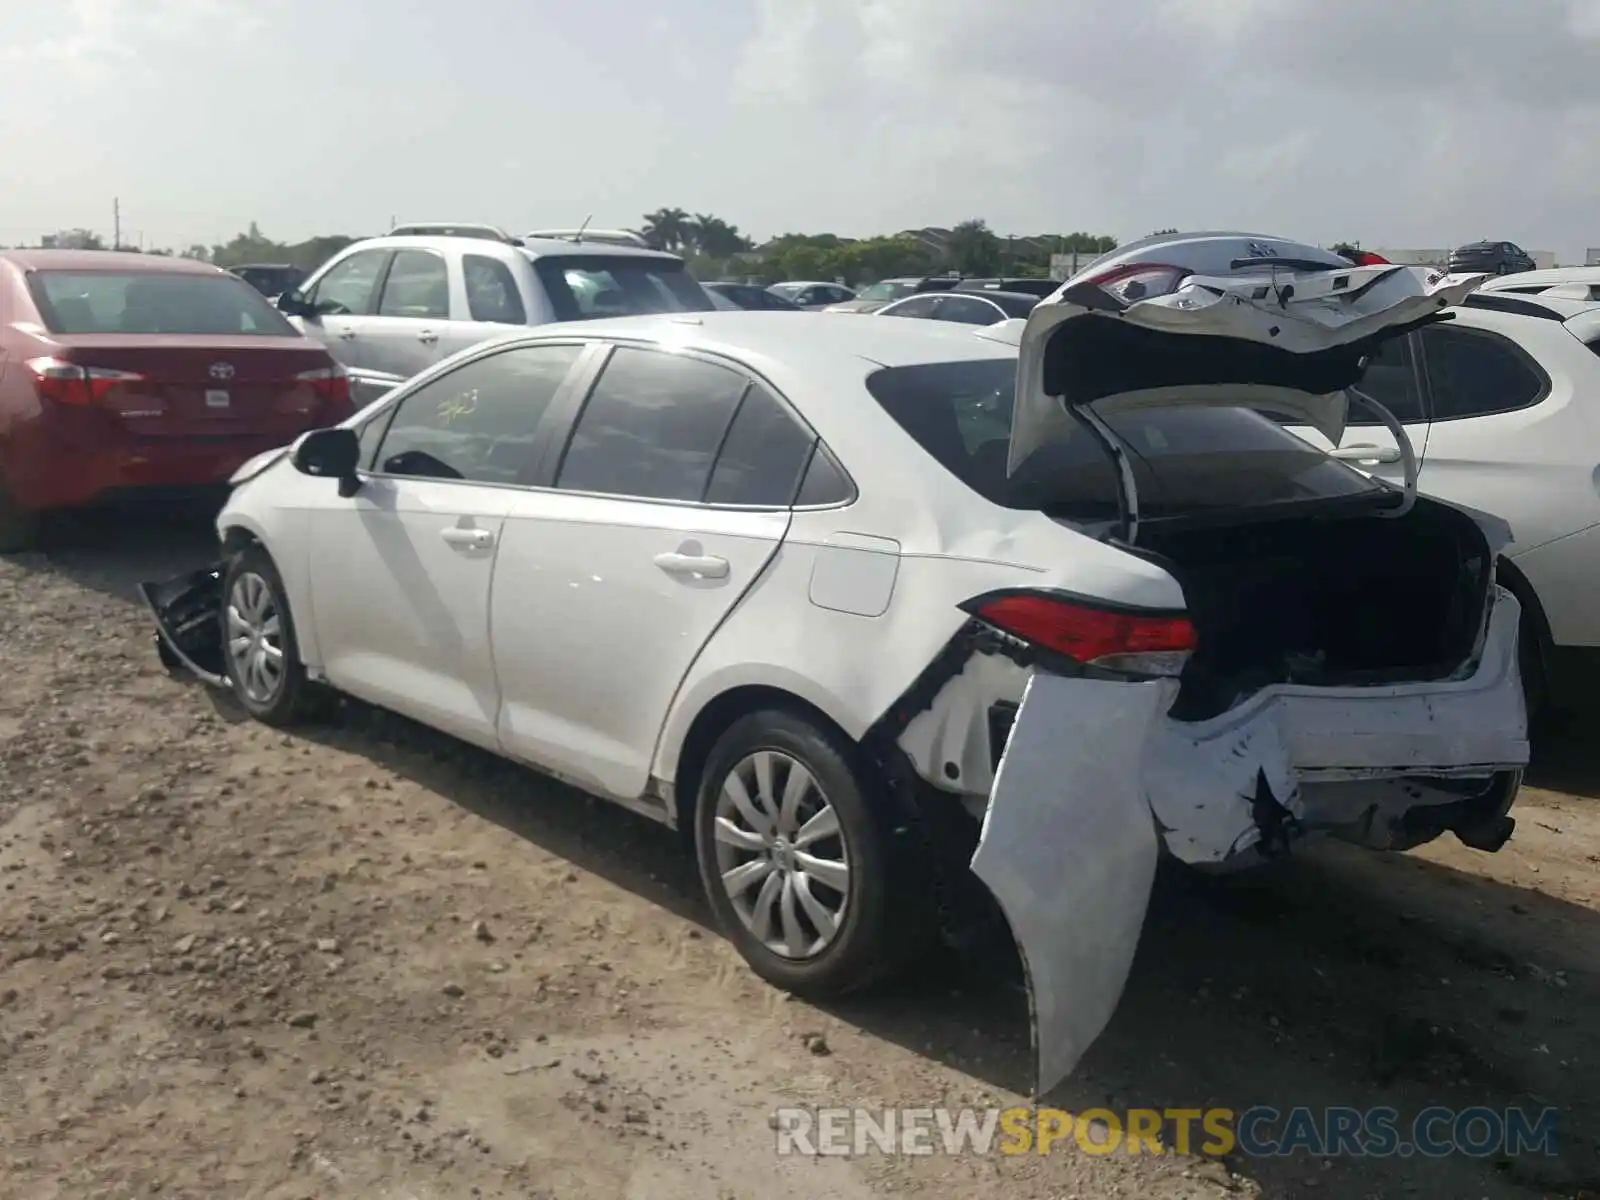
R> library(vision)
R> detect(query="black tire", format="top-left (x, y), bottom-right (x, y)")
top-left (219, 546), bottom-right (329, 726)
top-left (693, 709), bottom-right (923, 998)
top-left (0, 478), bottom-right (39, 554)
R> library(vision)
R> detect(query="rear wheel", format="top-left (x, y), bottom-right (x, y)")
top-left (220, 547), bottom-right (329, 725)
top-left (693, 710), bottom-right (921, 997)
top-left (0, 479), bottom-right (39, 554)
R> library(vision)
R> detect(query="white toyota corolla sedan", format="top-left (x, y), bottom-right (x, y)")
top-left (144, 233), bottom-right (1529, 1095)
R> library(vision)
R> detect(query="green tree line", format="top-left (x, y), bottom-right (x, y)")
top-left (20, 213), bottom-right (1135, 285)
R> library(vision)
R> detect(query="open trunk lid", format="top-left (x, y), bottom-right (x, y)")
top-left (1002, 235), bottom-right (1486, 529)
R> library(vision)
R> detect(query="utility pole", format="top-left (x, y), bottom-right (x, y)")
top-left (113, 198), bottom-right (121, 250)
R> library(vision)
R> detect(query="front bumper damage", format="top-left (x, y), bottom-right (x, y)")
top-left (141, 563), bottom-right (228, 688)
top-left (970, 589), bottom-right (1529, 1097)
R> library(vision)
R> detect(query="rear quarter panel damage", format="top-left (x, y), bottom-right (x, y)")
top-left (971, 672), bottom-right (1175, 1096)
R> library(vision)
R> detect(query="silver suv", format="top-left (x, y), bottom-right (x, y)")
top-left (277, 235), bottom-right (713, 407)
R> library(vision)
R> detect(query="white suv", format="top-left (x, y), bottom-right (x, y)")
top-left (278, 235), bottom-right (713, 407)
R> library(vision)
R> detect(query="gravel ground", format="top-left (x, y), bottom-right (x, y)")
top-left (1, 508), bottom-right (1597, 1199)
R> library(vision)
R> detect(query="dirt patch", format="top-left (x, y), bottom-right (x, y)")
top-left (2, 515), bottom-right (1598, 1198)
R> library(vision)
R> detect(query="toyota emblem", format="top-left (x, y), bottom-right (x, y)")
top-left (209, 362), bottom-right (236, 381)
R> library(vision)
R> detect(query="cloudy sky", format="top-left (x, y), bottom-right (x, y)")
top-left (3, 0), bottom-right (1597, 257)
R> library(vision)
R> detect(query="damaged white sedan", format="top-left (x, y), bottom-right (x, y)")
top-left (143, 233), bottom-right (1527, 1097)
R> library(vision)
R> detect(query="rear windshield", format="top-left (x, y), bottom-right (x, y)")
top-left (866, 359), bottom-right (1382, 521)
top-left (530, 255), bottom-right (713, 321)
top-left (29, 270), bottom-right (298, 336)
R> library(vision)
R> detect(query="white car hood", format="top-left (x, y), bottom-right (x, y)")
top-left (1007, 263), bottom-right (1486, 476)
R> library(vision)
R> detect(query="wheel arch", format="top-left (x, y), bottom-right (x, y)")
top-left (668, 682), bottom-right (862, 836)
top-left (218, 515), bottom-right (322, 670)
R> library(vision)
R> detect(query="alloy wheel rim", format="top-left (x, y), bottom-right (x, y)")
top-left (226, 571), bottom-right (285, 704)
top-left (712, 750), bottom-right (851, 960)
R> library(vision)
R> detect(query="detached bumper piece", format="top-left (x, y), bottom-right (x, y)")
top-left (139, 563), bottom-right (229, 689)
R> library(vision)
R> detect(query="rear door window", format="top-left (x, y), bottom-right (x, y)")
top-left (932, 296), bottom-right (1003, 325)
top-left (376, 249), bottom-right (450, 320)
top-left (1419, 325), bottom-right (1548, 420)
top-left (28, 271), bottom-right (299, 335)
top-left (866, 359), bottom-right (1381, 521)
top-left (555, 347), bottom-right (749, 501)
top-left (532, 255), bottom-right (713, 321)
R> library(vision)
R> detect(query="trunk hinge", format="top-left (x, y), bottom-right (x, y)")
top-left (1343, 387), bottom-right (1419, 518)
top-left (1066, 400), bottom-right (1142, 545)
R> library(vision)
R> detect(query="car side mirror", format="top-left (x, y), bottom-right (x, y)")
top-left (291, 427), bottom-right (362, 496)
top-left (276, 290), bottom-right (314, 318)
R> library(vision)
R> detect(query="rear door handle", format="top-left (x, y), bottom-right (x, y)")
top-left (337, 329), bottom-right (358, 341)
top-left (653, 551), bottom-right (729, 579)
top-left (417, 330), bottom-right (438, 345)
top-left (1329, 444), bottom-right (1401, 464)
top-left (441, 527), bottom-right (495, 550)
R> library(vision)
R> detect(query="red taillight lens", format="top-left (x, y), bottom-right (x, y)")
top-left (965, 591), bottom-right (1198, 677)
top-left (1079, 263), bottom-right (1192, 305)
top-left (296, 363), bottom-right (351, 407)
top-left (26, 357), bottom-right (145, 405)
top-left (1349, 251), bottom-right (1390, 266)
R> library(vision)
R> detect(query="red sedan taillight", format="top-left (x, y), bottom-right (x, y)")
top-left (295, 363), bottom-right (351, 407)
top-left (25, 357), bottom-right (145, 405)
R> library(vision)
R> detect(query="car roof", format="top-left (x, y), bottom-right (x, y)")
top-left (1480, 265), bottom-right (1600, 291)
top-left (901, 290), bottom-right (1039, 304)
top-left (0, 249), bottom-right (225, 274)
top-left (344, 234), bottom-right (683, 262)
top-left (521, 310), bottom-right (1013, 369)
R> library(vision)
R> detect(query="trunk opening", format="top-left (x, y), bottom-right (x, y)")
top-left (1137, 497), bottom-right (1493, 722)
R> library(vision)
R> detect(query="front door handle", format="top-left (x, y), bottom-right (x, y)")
top-left (653, 551), bottom-right (729, 579)
top-left (1329, 443), bottom-right (1401, 464)
top-left (417, 330), bottom-right (438, 345)
top-left (337, 328), bottom-right (358, 341)
top-left (441, 526), bottom-right (495, 550)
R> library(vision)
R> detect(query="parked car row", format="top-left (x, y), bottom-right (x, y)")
top-left (143, 232), bottom-right (1531, 1099)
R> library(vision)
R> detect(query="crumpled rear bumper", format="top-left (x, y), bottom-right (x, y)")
top-left (140, 563), bottom-right (228, 688)
top-left (970, 589), bottom-right (1529, 1097)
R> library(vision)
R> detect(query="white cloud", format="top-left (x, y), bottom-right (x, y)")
top-left (727, 0), bottom-right (1600, 255)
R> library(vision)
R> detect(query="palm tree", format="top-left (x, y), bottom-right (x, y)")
top-left (641, 208), bottom-right (691, 253)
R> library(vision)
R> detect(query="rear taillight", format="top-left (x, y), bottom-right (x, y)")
top-left (25, 357), bottom-right (145, 405)
top-left (1079, 263), bottom-right (1192, 305)
top-left (963, 590), bottom-right (1198, 678)
top-left (296, 363), bottom-right (351, 406)
top-left (1348, 251), bottom-right (1390, 266)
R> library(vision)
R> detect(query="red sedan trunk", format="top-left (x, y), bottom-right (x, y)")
top-left (0, 252), bottom-right (352, 548)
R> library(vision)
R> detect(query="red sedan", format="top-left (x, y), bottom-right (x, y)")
top-left (0, 250), bottom-right (352, 551)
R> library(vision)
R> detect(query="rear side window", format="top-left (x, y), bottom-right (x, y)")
top-left (28, 271), bottom-right (298, 336)
top-left (532, 255), bottom-right (713, 321)
top-left (556, 347), bottom-right (747, 501)
top-left (377, 249), bottom-right (449, 319)
top-left (883, 295), bottom-right (940, 319)
top-left (373, 343), bottom-right (582, 484)
top-left (703, 384), bottom-right (816, 506)
top-left (866, 359), bottom-right (1380, 521)
top-left (464, 255), bottom-right (526, 324)
top-left (1420, 325), bottom-right (1548, 420)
